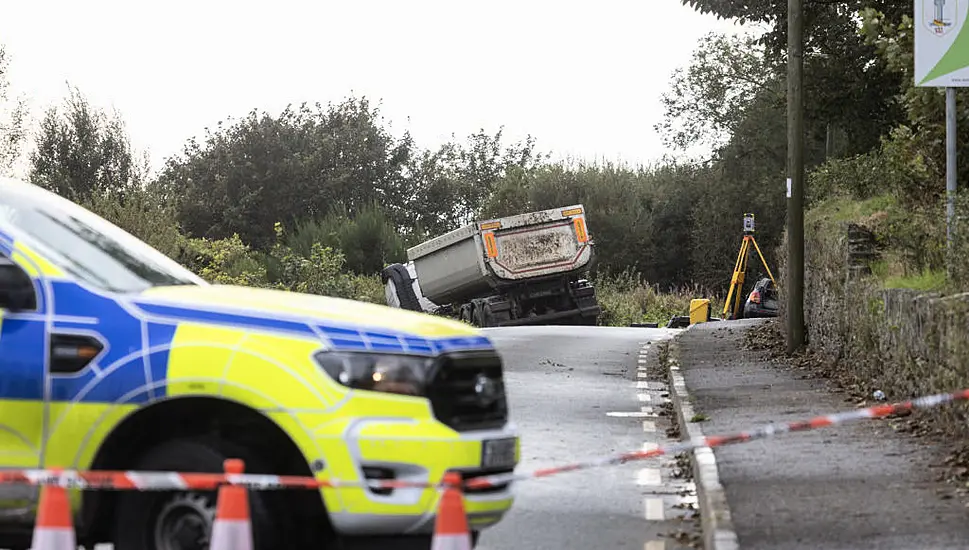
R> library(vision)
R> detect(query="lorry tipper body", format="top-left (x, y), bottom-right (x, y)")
top-left (382, 205), bottom-right (601, 327)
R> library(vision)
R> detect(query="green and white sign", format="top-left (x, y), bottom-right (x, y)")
top-left (915, 0), bottom-right (969, 87)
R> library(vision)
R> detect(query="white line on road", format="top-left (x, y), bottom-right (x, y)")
top-left (637, 371), bottom-right (649, 378)
top-left (637, 393), bottom-right (651, 402)
top-left (642, 420), bottom-right (656, 432)
top-left (644, 541), bottom-right (666, 550)
top-left (636, 468), bottom-right (662, 486)
top-left (636, 381), bottom-right (651, 389)
top-left (642, 441), bottom-right (659, 452)
top-left (644, 497), bottom-right (665, 521)
top-left (606, 411), bottom-right (655, 418)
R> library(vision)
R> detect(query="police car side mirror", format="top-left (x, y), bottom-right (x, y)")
top-left (0, 256), bottom-right (36, 311)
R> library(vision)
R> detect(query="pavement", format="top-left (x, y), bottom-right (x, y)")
top-left (477, 325), bottom-right (698, 550)
top-left (671, 318), bottom-right (969, 550)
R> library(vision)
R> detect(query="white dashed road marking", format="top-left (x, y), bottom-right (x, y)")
top-left (606, 411), bottom-right (656, 418)
top-left (634, 339), bottom-right (700, 547)
top-left (636, 468), bottom-right (662, 486)
top-left (644, 497), bottom-right (665, 520)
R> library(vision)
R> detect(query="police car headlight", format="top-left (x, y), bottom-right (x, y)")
top-left (314, 352), bottom-right (434, 397)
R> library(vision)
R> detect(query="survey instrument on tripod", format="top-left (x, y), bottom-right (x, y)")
top-left (723, 213), bottom-right (777, 320)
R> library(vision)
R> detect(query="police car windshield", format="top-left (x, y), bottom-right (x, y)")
top-left (0, 181), bottom-right (207, 293)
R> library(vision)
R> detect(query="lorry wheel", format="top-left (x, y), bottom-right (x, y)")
top-left (381, 264), bottom-right (422, 312)
top-left (458, 303), bottom-right (473, 324)
top-left (472, 301), bottom-right (487, 327)
top-left (481, 300), bottom-right (512, 326)
top-left (111, 437), bottom-right (317, 550)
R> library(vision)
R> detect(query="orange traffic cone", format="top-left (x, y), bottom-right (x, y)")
top-left (30, 468), bottom-right (76, 550)
top-left (209, 459), bottom-right (254, 550)
top-left (431, 472), bottom-right (472, 550)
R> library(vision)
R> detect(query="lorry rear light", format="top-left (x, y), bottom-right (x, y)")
top-left (573, 217), bottom-right (589, 243)
top-left (483, 232), bottom-right (498, 258)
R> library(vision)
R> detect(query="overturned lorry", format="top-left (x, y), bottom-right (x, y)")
top-left (382, 205), bottom-right (602, 327)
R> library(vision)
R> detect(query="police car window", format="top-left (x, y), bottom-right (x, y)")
top-left (0, 187), bottom-right (206, 293)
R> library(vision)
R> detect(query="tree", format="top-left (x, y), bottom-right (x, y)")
top-left (0, 45), bottom-right (28, 178)
top-left (448, 128), bottom-right (546, 224)
top-left (285, 203), bottom-right (408, 275)
top-left (157, 97), bottom-right (416, 249)
top-left (402, 128), bottom-right (547, 236)
top-left (657, 32), bottom-right (781, 153)
top-left (677, 2), bottom-right (906, 160)
top-left (29, 85), bottom-right (148, 202)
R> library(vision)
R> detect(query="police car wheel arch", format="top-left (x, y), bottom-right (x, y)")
top-left (110, 437), bottom-right (313, 549)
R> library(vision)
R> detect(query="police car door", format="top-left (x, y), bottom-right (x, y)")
top-left (0, 249), bottom-right (47, 524)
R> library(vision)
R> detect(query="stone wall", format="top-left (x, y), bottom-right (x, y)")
top-left (777, 216), bottom-right (969, 437)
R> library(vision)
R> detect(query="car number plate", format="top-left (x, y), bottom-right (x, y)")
top-left (481, 438), bottom-right (517, 469)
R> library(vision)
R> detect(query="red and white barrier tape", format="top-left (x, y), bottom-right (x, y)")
top-left (467, 387), bottom-right (969, 488)
top-left (4, 388), bottom-right (968, 492)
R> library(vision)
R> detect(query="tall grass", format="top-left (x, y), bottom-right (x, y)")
top-left (594, 269), bottom-right (718, 326)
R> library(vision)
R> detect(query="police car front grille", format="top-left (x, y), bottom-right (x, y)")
top-left (427, 351), bottom-right (508, 432)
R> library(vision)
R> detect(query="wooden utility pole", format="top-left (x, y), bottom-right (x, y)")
top-left (786, 0), bottom-right (806, 354)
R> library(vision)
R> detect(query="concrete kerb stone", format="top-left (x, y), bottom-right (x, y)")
top-left (665, 325), bottom-right (740, 550)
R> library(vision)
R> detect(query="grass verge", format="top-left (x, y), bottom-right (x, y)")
top-left (595, 269), bottom-right (721, 327)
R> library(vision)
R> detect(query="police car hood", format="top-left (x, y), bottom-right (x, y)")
top-left (135, 283), bottom-right (483, 342)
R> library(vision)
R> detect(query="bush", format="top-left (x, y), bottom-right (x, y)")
top-left (594, 269), bottom-right (711, 326)
top-left (286, 203), bottom-right (408, 275)
top-left (81, 186), bottom-right (188, 260)
top-left (84, 191), bottom-right (385, 303)
top-left (807, 126), bottom-right (939, 207)
top-left (271, 235), bottom-right (381, 302)
top-left (183, 234), bottom-right (269, 287)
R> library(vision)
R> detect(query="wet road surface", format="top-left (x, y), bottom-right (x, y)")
top-left (475, 325), bottom-right (699, 550)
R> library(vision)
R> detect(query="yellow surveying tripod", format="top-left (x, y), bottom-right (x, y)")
top-left (723, 213), bottom-right (777, 320)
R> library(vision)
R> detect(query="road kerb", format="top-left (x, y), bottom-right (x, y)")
top-left (665, 332), bottom-right (740, 550)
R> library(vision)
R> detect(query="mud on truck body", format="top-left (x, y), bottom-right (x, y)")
top-left (382, 205), bottom-right (601, 328)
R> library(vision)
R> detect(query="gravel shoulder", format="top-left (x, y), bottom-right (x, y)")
top-left (672, 319), bottom-right (969, 550)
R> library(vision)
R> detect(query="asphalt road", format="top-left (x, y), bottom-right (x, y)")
top-left (44, 325), bottom-right (697, 550)
top-left (475, 325), bottom-right (699, 550)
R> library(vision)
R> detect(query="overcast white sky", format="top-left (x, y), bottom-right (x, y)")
top-left (0, 0), bottom-right (745, 176)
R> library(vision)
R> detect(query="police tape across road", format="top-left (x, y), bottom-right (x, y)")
top-left (3, 387), bottom-right (968, 493)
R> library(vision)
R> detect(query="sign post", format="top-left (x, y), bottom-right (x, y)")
top-left (915, 0), bottom-right (968, 271)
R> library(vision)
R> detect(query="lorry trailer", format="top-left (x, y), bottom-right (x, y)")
top-left (382, 205), bottom-right (602, 327)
